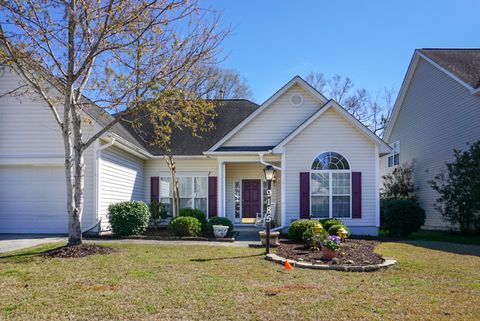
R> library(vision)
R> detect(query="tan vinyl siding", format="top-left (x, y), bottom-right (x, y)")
top-left (284, 108), bottom-right (378, 227)
top-left (223, 85), bottom-right (322, 147)
top-left (143, 158), bottom-right (218, 203)
top-left (224, 163), bottom-right (281, 223)
top-left (383, 58), bottom-right (480, 229)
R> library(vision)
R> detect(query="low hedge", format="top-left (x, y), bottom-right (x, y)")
top-left (319, 218), bottom-right (346, 232)
top-left (381, 198), bottom-right (425, 237)
top-left (170, 216), bottom-right (201, 237)
top-left (207, 217), bottom-right (234, 237)
top-left (288, 219), bottom-right (319, 243)
top-left (179, 208), bottom-right (207, 233)
top-left (328, 224), bottom-right (351, 238)
top-left (107, 201), bottom-right (150, 236)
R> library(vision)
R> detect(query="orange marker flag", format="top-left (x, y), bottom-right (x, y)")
top-left (285, 259), bottom-right (294, 270)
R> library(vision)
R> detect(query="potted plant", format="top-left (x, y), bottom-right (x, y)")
top-left (258, 230), bottom-right (280, 246)
top-left (212, 225), bottom-right (229, 238)
top-left (322, 235), bottom-right (342, 260)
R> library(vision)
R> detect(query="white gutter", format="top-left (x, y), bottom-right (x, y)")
top-left (98, 136), bottom-right (116, 151)
top-left (258, 151), bottom-right (281, 171)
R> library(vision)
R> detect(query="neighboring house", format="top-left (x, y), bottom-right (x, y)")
top-left (0, 67), bottom-right (390, 235)
top-left (382, 49), bottom-right (480, 230)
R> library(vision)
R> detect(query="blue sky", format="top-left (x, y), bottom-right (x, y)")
top-left (201, 0), bottom-right (480, 103)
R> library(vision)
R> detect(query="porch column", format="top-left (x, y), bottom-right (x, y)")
top-left (217, 160), bottom-right (226, 217)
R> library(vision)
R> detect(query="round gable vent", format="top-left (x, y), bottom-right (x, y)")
top-left (290, 93), bottom-right (304, 107)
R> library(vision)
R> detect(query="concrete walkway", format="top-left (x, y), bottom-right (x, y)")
top-left (0, 235), bottom-right (66, 253)
top-left (0, 232), bottom-right (262, 253)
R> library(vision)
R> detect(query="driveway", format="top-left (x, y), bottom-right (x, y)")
top-left (0, 235), bottom-right (66, 253)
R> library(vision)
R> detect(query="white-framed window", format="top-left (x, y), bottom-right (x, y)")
top-left (310, 152), bottom-right (351, 218)
top-left (388, 141), bottom-right (400, 167)
top-left (159, 176), bottom-right (208, 216)
top-left (233, 180), bottom-right (241, 220)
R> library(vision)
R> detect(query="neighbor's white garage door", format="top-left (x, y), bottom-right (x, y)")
top-left (0, 166), bottom-right (68, 233)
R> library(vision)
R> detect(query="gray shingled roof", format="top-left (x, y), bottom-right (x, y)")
top-left (120, 99), bottom-right (259, 155)
top-left (419, 49), bottom-right (480, 89)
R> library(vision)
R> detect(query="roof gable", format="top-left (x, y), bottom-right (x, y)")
top-left (208, 76), bottom-right (328, 152)
top-left (419, 49), bottom-right (480, 89)
top-left (385, 48), bottom-right (480, 141)
top-left (273, 100), bottom-right (391, 155)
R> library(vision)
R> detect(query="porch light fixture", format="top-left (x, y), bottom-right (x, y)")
top-left (263, 165), bottom-right (276, 254)
top-left (263, 165), bottom-right (275, 182)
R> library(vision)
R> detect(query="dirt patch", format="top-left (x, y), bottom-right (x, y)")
top-left (43, 244), bottom-right (116, 258)
top-left (276, 239), bottom-right (384, 266)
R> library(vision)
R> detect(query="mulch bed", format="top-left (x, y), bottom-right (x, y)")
top-left (43, 244), bottom-right (116, 258)
top-left (276, 239), bottom-right (384, 266)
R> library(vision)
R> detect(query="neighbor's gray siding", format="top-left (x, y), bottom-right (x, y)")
top-left (223, 85), bottom-right (322, 147)
top-left (382, 58), bottom-right (480, 229)
top-left (99, 146), bottom-right (145, 230)
top-left (284, 108), bottom-right (379, 231)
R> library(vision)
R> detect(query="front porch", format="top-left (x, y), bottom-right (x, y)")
top-left (214, 155), bottom-right (282, 226)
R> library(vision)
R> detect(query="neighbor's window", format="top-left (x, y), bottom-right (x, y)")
top-left (159, 176), bottom-right (208, 216)
top-left (310, 152), bottom-right (351, 218)
top-left (388, 141), bottom-right (400, 167)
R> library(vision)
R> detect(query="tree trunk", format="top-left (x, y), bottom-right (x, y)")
top-left (69, 109), bottom-right (85, 245)
top-left (166, 155), bottom-right (180, 217)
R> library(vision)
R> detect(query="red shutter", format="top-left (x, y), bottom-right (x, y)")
top-left (150, 176), bottom-right (159, 203)
top-left (352, 172), bottom-right (362, 218)
top-left (299, 172), bottom-right (310, 219)
top-left (208, 176), bottom-right (217, 218)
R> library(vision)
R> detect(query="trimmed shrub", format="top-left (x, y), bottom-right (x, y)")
top-left (328, 224), bottom-right (351, 238)
top-left (288, 219), bottom-right (318, 243)
top-left (107, 201), bottom-right (150, 236)
top-left (179, 208), bottom-right (207, 233)
top-left (207, 217), bottom-right (234, 237)
top-left (170, 216), bottom-right (201, 237)
top-left (301, 226), bottom-right (316, 246)
top-left (381, 198), bottom-right (425, 237)
top-left (319, 218), bottom-right (346, 232)
top-left (149, 201), bottom-right (168, 229)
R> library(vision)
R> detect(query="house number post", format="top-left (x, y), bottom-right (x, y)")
top-left (265, 182), bottom-right (272, 254)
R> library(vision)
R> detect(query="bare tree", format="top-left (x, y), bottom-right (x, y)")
top-left (305, 71), bottom-right (394, 136)
top-left (0, 0), bottom-right (228, 245)
top-left (189, 66), bottom-right (251, 99)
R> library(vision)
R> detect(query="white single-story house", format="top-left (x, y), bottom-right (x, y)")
top-left (0, 65), bottom-right (391, 235)
top-left (381, 48), bottom-right (480, 230)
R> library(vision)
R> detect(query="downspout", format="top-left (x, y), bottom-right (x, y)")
top-left (82, 136), bottom-right (117, 234)
top-left (258, 152), bottom-right (286, 232)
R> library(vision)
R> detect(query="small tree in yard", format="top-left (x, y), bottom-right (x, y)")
top-left (430, 141), bottom-right (480, 234)
top-left (0, 0), bottom-right (227, 245)
top-left (381, 162), bottom-right (415, 199)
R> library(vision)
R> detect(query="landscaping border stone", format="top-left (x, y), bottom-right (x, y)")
top-left (265, 253), bottom-right (396, 272)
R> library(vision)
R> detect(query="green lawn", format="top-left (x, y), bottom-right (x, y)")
top-left (1, 241), bottom-right (479, 320)
top-left (409, 230), bottom-right (480, 245)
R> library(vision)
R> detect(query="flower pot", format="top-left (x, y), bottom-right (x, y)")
top-left (212, 225), bottom-right (229, 238)
top-left (258, 231), bottom-right (280, 246)
top-left (322, 246), bottom-right (336, 260)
